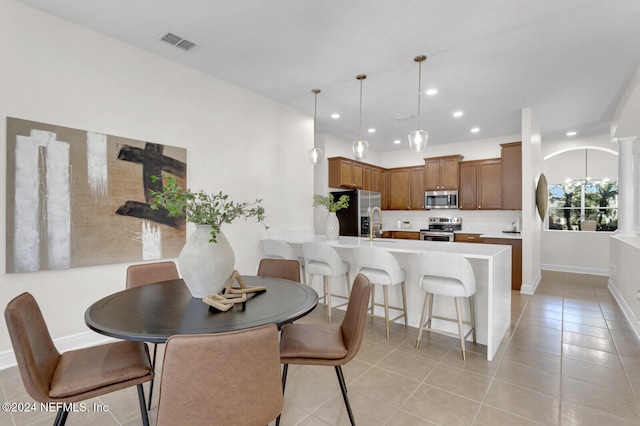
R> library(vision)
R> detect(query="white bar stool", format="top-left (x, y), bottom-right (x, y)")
top-left (262, 239), bottom-right (306, 284)
top-left (352, 246), bottom-right (407, 339)
top-left (302, 242), bottom-right (351, 323)
top-left (415, 251), bottom-right (477, 360)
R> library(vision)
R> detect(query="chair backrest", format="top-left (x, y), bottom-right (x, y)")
top-left (156, 324), bottom-right (283, 425)
top-left (302, 242), bottom-right (344, 272)
top-left (352, 246), bottom-right (404, 283)
top-left (262, 239), bottom-right (297, 260)
top-left (4, 292), bottom-right (61, 403)
top-left (126, 261), bottom-right (179, 289)
top-left (257, 258), bottom-right (301, 282)
top-left (339, 274), bottom-right (372, 364)
top-left (416, 251), bottom-right (476, 295)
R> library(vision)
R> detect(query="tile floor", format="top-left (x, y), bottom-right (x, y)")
top-left (2, 271), bottom-right (640, 425)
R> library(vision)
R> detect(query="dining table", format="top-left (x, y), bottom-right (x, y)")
top-left (85, 275), bottom-right (318, 343)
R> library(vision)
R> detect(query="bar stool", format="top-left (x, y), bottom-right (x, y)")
top-left (352, 246), bottom-right (407, 339)
top-left (415, 251), bottom-right (477, 360)
top-left (302, 242), bottom-right (351, 323)
top-left (262, 239), bottom-right (306, 284)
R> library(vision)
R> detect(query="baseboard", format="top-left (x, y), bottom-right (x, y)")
top-left (608, 279), bottom-right (640, 339)
top-left (520, 271), bottom-right (542, 295)
top-left (0, 331), bottom-right (116, 370)
top-left (541, 263), bottom-right (609, 276)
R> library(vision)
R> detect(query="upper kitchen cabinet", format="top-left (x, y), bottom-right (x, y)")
top-left (410, 166), bottom-right (426, 209)
top-left (387, 166), bottom-right (425, 210)
top-left (328, 157), bottom-right (363, 189)
top-left (501, 142), bottom-right (522, 210)
top-left (424, 155), bottom-right (464, 190)
top-left (459, 159), bottom-right (503, 210)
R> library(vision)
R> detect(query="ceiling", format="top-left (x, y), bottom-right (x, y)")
top-left (16, 0), bottom-right (640, 152)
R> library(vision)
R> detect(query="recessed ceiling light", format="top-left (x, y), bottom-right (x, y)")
top-left (331, 113), bottom-right (340, 119)
top-left (368, 128), bottom-right (376, 133)
top-left (471, 127), bottom-right (480, 133)
top-left (426, 88), bottom-right (438, 96)
top-left (453, 111), bottom-right (464, 118)
top-left (393, 139), bottom-right (401, 145)
top-left (566, 131), bottom-right (577, 136)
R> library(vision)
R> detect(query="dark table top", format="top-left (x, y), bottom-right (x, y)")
top-left (85, 276), bottom-right (318, 343)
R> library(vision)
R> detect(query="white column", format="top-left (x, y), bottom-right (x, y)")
top-left (616, 137), bottom-right (637, 236)
top-left (634, 148), bottom-right (640, 233)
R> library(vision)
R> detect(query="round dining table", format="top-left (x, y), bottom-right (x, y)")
top-left (85, 276), bottom-right (318, 343)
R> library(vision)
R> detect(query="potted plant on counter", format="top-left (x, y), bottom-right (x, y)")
top-left (150, 175), bottom-right (267, 297)
top-left (312, 193), bottom-right (349, 240)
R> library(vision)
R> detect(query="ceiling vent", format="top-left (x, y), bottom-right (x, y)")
top-left (395, 114), bottom-right (416, 122)
top-left (160, 32), bottom-right (196, 51)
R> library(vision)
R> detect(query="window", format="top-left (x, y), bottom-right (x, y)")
top-left (548, 181), bottom-right (618, 231)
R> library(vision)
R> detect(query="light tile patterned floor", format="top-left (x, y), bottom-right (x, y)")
top-left (2, 271), bottom-right (640, 425)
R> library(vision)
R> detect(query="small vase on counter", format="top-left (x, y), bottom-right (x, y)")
top-left (326, 211), bottom-right (340, 240)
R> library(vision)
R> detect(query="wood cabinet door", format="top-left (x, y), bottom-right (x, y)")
top-left (441, 157), bottom-right (461, 190)
top-left (410, 167), bottom-right (426, 209)
top-left (458, 162), bottom-right (478, 209)
top-left (379, 170), bottom-right (389, 209)
top-left (478, 159), bottom-right (502, 209)
top-left (389, 169), bottom-right (411, 210)
top-left (362, 165), bottom-right (371, 191)
top-left (370, 168), bottom-right (380, 192)
top-left (392, 231), bottom-right (420, 240)
top-left (501, 142), bottom-right (522, 210)
top-left (483, 238), bottom-right (522, 290)
top-left (424, 158), bottom-right (441, 190)
top-left (352, 162), bottom-right (363, 189)
top-left (454, 233), bottom-right (482, 243)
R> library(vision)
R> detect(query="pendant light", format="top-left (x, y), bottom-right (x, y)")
top-left (308, 89), bottom-right (323, 165)
top-left (352, 74), bottom-right (369, 160)
top-left (408, 55), bottom-right (428, 153)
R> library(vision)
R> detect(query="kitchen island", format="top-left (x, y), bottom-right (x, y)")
top-left (265, 234), bottom-right (511, 361)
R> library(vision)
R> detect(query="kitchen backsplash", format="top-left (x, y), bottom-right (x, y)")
top-left (382, 209), bottom-right (522, 232)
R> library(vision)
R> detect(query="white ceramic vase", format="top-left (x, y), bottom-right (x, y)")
top-left (178, 225), bottom-right (235, 298)
top-left (326, 211), bottom-right (340, 240)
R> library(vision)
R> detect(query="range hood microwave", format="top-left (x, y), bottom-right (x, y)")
top-left (425, 190), bottom-right (458, 209)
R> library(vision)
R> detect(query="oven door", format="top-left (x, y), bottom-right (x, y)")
top-left (419, 231), bottom-right (454, 242)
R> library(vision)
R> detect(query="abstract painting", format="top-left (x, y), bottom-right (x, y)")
top-left (6, 117), bottom-right (186, 273)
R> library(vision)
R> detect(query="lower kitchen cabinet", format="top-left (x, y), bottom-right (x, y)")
top-left (390, 231), bottom-right (420, 240)
top-left (454, 233), bottom-right (482, 243)
top-left (482, 237), bottom-right (522, 291)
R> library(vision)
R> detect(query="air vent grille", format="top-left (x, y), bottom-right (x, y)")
top-left (160, 32), bottom-right (196, 51)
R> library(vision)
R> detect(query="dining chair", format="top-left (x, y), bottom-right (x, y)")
top-left (126, 260), bottom-right (179, 409)
top-left (415, 251), bottom-right (477, 360)
top-left (5, 292), bottom-right (154, 426)
top-left (257, 258), bottom-right (301, 282)
top-left (278, 274), bottom-right (371, 426)
top-left (303, 242), bottom-right (351, 323)
top-left (352, 246), bottom-right (408, 339)
top-left (155, 324), bottom-right (283, 425)
top-left (262, 238), bottom-right (306, 284)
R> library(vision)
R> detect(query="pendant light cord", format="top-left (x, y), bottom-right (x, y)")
top-left (417, 60), bottom-right (422, 129)
top-left (358, 78), bottom-right (363, 141)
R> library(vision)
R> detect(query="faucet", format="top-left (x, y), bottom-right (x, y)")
top-left (369, 207), bottom-right (382, 241)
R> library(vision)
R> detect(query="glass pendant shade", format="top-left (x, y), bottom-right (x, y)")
top-left (408, 129), bottom-right (429, 153)
top-left (352, 140), bottom-right (368, 160)
top-left (308, 147), bottom-right (323, 164)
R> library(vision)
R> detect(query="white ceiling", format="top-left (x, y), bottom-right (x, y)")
top-left (16, 0), bottom-right (640, 152)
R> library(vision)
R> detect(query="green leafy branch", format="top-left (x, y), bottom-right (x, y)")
top-left (312, 193), bottom-right (350, 213)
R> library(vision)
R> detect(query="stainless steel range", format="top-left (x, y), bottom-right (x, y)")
top-left (419, 217), bottom-right (462, 242)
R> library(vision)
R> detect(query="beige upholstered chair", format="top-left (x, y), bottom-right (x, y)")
top-left (126, 260), bottom-right (179, 408)
top-left (416, 251), bottom-right (477, 360)
top-left (303, 242), bottom-right (351, 323)
top-left (257, 258), bottom-right (301, 282)
top-left (156, 324), bottom-right (283, 426)
top-left (5, 292), bottom-right (153, 426)
top-left (352, 246), bottom-right (408, 339)
top-left (278, 274), bottom-right (371, 426)
top-left (262, 238), bottom-right (306, 284)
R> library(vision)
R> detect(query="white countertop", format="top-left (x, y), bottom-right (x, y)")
top-left (279, 235), bottom-right (510, 259)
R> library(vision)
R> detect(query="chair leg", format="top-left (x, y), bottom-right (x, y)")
top-left (369, 284), bottom-right (376, 318)
top-left (276, 364), bottom-right (289, 426)
top-left (325, 276), bottom-right (332, 324)
top-left (147, 343), bottom-right (157, 410)
top-left (401, 282), bottom-right (408, 329)
top-left (416, 292), bottom-right (430, 349)
top-left (301, 265), bottom-right (307, 285)
top-left (53, 408), bottom-right (69, 426)
top-left (469, 295), bottom-right (477, 344)
top-left (345, 271), bottom-right (351, 295)
top-left (383, 286), bottom-right (390, 340)
top-left (137, 383), bottom-right (150, 426)
top-left (335, 366), bottom-right (355, 426)
top-left (454, 297), bottom-right (466, 360)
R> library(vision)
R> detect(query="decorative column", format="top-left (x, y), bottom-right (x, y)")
top-left (615, 137), bottom-right (637, 236)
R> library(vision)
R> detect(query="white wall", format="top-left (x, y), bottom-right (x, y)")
top-left (0, 0), bottom-right (314, 356)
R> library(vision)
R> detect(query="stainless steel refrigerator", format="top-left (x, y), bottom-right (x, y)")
top-left (330, 190), bottom-right (381, 237)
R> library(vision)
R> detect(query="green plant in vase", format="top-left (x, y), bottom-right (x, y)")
top-left (312, 194), bottom-right (350, 212)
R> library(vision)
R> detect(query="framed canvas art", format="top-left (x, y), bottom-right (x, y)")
top-left (6, 117), bottom-right (186, 273)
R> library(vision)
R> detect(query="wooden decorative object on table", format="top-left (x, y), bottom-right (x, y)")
top-left (202, 270), bottom-right (267, 312)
